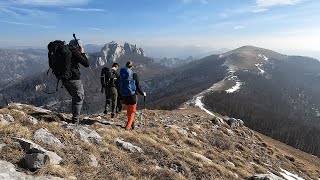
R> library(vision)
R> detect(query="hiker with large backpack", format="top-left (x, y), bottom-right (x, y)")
top-left (100, 63), bottom-right (120, 118)
top-left (120, 61), bottom-right (146, 130)
top-left (47, 38), bottom-right (89, 124)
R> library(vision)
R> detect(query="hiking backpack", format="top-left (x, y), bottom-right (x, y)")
top-left (47, 40), bottom-right (73, 81)
top-left (101, 67), bottom-right (116, 87)
top-left (120, 67), bottom-right (136, 96)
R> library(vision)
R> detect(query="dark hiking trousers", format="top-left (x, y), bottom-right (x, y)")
top-left (104, 86), bottom-right (118, 115)
top-left (62, 80), bottom-right (84, 119)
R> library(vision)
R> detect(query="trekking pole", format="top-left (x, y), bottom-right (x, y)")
top-left (143, 94), bottom-right (146, 126)
top-left (72, 33), bottom-right (80, 49)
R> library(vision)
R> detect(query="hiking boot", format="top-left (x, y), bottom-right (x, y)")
top-left (132, 121), bottom-right (135, 130)
top-left (103, 110), bottom-right (108, 115)
top-left (111, 113), bottom-right (115, 118)
top-left (125, 127), bottom-right (132, 131)
top-left (72, 117), bottom-right (80, 124)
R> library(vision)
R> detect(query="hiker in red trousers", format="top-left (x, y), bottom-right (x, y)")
top-left (119, 61), bottom-right (146, 130)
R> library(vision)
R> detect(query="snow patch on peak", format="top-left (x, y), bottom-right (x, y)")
top-left (258, 54), bottom-right (269, 61)
top-left (224, 66), bottom-right (242, 93)
top-left (255, 63), bottom-right (265, 74)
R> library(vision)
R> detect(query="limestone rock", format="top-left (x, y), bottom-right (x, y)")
top-left (115, 138), bottom-right (143, 153)
top-left (99, 41), bottom-right (125, 64)
top-left (165, 125), bottom-right (188, 135)
top-left (226, 118), bottom-right (244, 128)
top-left (89, 154), bottom-right (98, 167)
top-left (211, 117), bottom-right (225, 125)
top-left (31, 106), bottom-right (52, 114)
top-left (14, 138), bottom-right (62, 169)
top-left (97, 41), bottom-right (146, 66)
top-left (25, 153), bottom-right (50, 169)
top-left (33, 128), bottom-right (64, 148)
top-left (226, 129), bottom-right (235, 136)
top-left (28, 116), bottom-right (38, 125)
top-left (0, 160), bottom-right (63, 180)
top-left (0, 114), bottom-right (14, 122)
top-left (0, 143), bottom-right (6, 150)
top-left (68, 125), bottom-right (102, 144)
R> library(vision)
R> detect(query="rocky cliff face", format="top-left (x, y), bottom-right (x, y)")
top-left (0, 103), bottom-right (319, 179)
top-left (96, 41), bottom-right (146, 66)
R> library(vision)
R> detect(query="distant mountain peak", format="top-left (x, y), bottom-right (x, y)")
top-left (96, 41), bottom-right (146, 66)
top-left (224, 45), bottom-right (285, 59)
top-left (220, 45), bottom-right (287, 73)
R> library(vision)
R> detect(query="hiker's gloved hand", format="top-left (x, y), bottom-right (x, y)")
top-left (143, 92), bottom-right (147, 96)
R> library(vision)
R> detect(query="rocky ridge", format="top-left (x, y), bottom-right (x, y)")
top-left (154, 56), bottom-right (196, 68)
top-left (0, 103), bottom-right (319, 179)
top-left (0, 48), bottom-right (47, 88)
top-left (96, 41), bottom-right (146, 66)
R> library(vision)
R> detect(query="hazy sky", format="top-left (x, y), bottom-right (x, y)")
top-left (0, 0), bottom-right (319, 57)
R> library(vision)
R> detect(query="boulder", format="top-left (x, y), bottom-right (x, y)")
top-left (89, 154), bottom-right (98, 167)
top-left (227, 118), bottom-right (244, 128)
top-left (211, 117), bottom-right (225, 125)
top-left (224, 160), bottom-right (235, 168)
top-left (31, 106), bottom-right (52, 114)
top-left (226, 129), bottom-right (235, 136)
top-left (25, 153), bottom-right (50, 169)
top-left (34, 128), bottom-right (64, 148)
top-left (67, 125), bottom-right (102, 144)
top-left (14, 138), bottom-right (62, 169)
top-left (28, 116), bottom-right (38, 125)
top-left (115, 138), bottom-right (143, 153)
top-left (0, 143), bottom-right (6, 151)
top-left (0, 160), bottom-right (63, 180)
top-left (165, 125), bottom-right (188, 135)
top-left (0, 114), bottom-right (14, 122)
top-left (249, 174), bottom-right (284, 180)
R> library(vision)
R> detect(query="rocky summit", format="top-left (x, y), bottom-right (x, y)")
top-left (0, 103), bottom-right (319, 180)
top-left (96, 41), bottom-right (146, 66)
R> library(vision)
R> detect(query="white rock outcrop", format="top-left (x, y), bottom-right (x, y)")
top-left (0, 160), bottom-right (62, 180)
top-left (14, 138), bottom-right (62, 169)
top-left (115, 138), bottom-right (143, 153)
top-left (33, 128), bottom-right (64, 148)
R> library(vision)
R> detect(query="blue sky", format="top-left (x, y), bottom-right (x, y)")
top-left (0, 0), bottom-right (319, 57)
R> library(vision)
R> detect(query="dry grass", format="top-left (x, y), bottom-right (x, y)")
top-left (0, 137), bottom-right (24, 164)
top-left (37, 164), bottom-right (70, 178)
top-left (0, 122), bottom-right (31, 139)
top-left (1, 104), bottom-right (320, 179)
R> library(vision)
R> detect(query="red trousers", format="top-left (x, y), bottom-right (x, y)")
top-left (125, 103), bottom-right (137, 130)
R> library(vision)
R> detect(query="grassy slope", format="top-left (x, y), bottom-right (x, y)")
top-left (0, 104), bottom-right (319, 180)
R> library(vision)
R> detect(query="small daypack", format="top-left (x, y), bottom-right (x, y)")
top-left (47, 40), bottom-right (73, 81)
top-left (101, 67), bottom-right (117, 87)
top-left (120, 67), bottom-right (136, 96)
